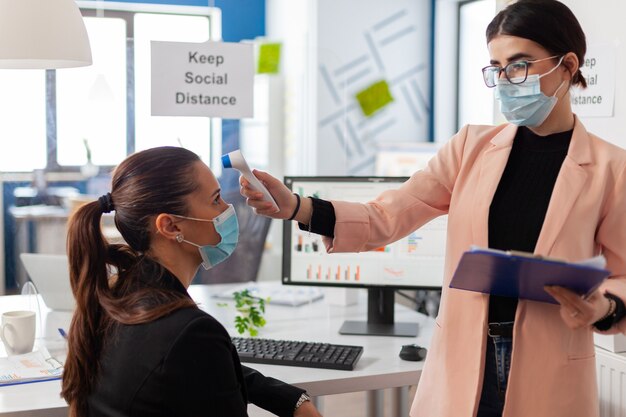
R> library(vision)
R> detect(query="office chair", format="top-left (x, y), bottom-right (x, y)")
top-left (193, 189), bottom-right (272, 284)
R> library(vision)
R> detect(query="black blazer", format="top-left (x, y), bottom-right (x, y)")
top-left (87, 269), bottom-right (304, 417)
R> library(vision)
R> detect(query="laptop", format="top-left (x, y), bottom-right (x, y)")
top-left (20, 253), bottom-right (75, 311)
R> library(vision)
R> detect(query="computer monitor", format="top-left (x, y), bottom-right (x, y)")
top-left (283, 176), bottom-right (447, 337)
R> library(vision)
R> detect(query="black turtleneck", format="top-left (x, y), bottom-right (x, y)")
top-left (488, 126), bottom-right (572, 323)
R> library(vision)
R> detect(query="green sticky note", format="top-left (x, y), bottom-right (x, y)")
top-left (257, 43), bottom-right (281, 74)
top-left (356, 80), bottom-right (394, 117)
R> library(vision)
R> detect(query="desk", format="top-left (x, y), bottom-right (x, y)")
top-left (0, 284), bottom-right (434, 417)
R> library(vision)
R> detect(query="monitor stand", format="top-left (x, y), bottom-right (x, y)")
top-left (338, 288), bottom-right (418, 337)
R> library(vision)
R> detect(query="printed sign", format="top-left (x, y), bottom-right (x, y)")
top-left (570, 43), bottom-right (616, 118)
top-left (151, 41), bottom-right (253, 118)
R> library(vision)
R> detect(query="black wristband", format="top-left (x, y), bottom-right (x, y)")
top-left (287, 193), bottom-right (301, 221)
top-left (594, 293), bottom-right (626, 331)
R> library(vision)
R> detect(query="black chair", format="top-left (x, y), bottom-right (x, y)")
top-left (193, 190), bottom-right (272, 284)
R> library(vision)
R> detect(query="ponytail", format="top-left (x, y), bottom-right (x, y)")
top-left (62, 201), bottom-right (111, 416)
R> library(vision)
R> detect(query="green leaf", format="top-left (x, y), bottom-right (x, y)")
top-left (230, 289), bottom-right (268, 338)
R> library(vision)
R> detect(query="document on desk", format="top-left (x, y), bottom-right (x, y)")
top-left (0, 347), bottom-right (63, 386)
top-left (449, 247), bottom-right (610, 304)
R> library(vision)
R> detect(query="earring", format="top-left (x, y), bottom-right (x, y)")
top-left (176, 234), bottom-right (184, 243)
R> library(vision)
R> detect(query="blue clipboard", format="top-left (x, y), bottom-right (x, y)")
top-left (449, 249), bottom-right (610, 304)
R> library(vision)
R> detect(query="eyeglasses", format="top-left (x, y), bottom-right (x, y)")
top-left (481, 55), bottom-right (560, 88)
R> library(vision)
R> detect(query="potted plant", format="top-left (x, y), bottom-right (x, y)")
top-left (219, 289), bottom-right (268, 337)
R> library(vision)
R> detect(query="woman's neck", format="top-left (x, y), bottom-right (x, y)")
top-left (148, 247), bottom-right (197, 288)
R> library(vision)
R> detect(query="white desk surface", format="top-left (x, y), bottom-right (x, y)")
top-left (0, 283), bottom-right (433, 416)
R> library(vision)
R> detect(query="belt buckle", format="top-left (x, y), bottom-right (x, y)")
top-left (488, 323), bottom-right (499, 337)
top-left (488, 322), bottom-right (513, 338)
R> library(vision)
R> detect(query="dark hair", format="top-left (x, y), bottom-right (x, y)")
top-left (61, 146), bottom-right (202, 416)
top-left (486, 0), bottom-right (587, 88)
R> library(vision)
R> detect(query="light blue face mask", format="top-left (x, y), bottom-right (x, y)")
top-left (495, 56), bottom-right (566, 127)
top-left (174, 204), bottom-right (239, 270)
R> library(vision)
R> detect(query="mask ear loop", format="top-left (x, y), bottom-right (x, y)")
top-left (538, 55), bottom-right (566, 80)
top-left (537, 55), bottom-right (568, 98)
top-left (551, 79), bottom-right (567, 98)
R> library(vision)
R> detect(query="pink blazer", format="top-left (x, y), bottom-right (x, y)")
top-left (323, 117), bottom-right (626, 417)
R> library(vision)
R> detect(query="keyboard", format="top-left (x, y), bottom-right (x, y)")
top-left (231, 337), bottom-right (364, 371)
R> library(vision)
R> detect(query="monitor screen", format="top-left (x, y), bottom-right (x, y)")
top-left (282, 176), bottom-right (447, 291)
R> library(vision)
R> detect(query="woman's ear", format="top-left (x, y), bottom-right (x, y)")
top-left (154, 214), bottom-right (181, 241)
top-left (562, 52), bottom-right (580, 82)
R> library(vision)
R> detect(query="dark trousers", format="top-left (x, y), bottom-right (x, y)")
top-left (476, 325), bottom-right (513, 417)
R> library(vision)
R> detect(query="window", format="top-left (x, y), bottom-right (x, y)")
top-left (0, 4), bottom-right (220, 172)
top-left (56, 17), bottom-right (127, 166)
top-left (0, 70), bottom-right (46, 171)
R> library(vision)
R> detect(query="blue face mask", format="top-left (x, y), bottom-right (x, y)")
top-left (174, 204), bottom-right (239, 270)
top-left (495, 57), bottom-right (566, 127)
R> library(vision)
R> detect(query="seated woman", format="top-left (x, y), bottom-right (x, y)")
top-left (61, 146), bottom-right (321, 417)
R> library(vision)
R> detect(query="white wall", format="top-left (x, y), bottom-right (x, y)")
top-left (268, 0), bottom-right (433, 176)
top-left (315, 0), bottom-right (432, 175)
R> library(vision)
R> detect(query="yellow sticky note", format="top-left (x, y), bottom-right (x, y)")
top-left (356, 80), bottom-right (394, 117)
top-left (257, 43), bottom-right (281, 74)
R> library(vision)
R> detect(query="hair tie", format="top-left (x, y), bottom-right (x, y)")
top-left (98, 193), bottom-right (115, 213)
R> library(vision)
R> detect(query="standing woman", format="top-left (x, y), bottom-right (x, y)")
top-left (61, 147), bottom-right (321, 417)
top-left (241, 1), bottom-right (626, 416)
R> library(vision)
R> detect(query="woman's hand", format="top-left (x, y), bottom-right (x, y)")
top-left (294, 401), bottom-right (323, 417)
top-left (239, 170), bottom-right (297, 218)
top-left (544, 285), bottom-right (612, 329)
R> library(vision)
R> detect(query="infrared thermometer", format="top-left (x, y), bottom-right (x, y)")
top-left (222, 150), bottom-right (279, 211)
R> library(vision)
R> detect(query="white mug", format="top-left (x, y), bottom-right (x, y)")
top-left (1, 311), bottom-right (36, 356)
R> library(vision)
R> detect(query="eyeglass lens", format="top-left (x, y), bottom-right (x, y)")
top-left (483, 61), bottom-right (529, 87)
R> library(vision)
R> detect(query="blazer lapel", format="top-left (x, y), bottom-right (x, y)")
top-left (471, 124), bottom-right (517, 247)
top-left (534, 117), bottom-right (591, 255)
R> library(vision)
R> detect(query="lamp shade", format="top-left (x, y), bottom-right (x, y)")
top-left (0, 0), bottom-right (92, 69)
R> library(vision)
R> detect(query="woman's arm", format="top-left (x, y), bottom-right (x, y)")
top-left (242, 365), bottom-right (321, 417)
top-left (243, 125), bottom-right (471, 252)
top-left (321, 125), bottom-right (469, 253)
